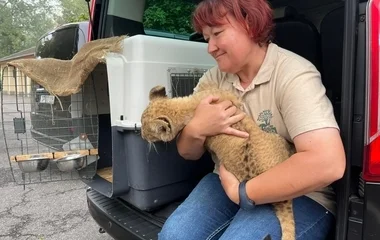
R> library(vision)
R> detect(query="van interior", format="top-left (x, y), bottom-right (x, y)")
top-left (83, 0), bottom-right (367, 239)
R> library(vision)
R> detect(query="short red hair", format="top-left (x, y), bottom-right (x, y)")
top-left (192, 0), bottom-right (274, 44)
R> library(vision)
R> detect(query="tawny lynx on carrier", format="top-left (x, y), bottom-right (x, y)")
top-left (140, 82), bottom-right (297, 240)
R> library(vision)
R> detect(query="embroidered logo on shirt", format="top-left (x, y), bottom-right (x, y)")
top-left (257, 110), bottom-right (277, 133)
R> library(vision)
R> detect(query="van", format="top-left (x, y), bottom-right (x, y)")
top-left (32, 22), bottom-right (91, 150)
top-left (39, 0), bottom-right (380, 239)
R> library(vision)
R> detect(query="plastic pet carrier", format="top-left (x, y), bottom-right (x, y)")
top-left (87, 35), bottom-right (217, 211)
top-left (2, 34), bottom-right (217, 212)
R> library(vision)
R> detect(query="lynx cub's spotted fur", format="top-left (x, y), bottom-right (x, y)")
top-left (141, 82), bottom-right (297, 240)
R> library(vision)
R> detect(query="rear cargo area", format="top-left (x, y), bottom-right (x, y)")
top-left (87, 0), bottom-right (370, 239)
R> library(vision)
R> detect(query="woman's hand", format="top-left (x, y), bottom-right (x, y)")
top-left (219, 164), bottom-right (240, 205)
top-left (189, 95), bottom-right (249, 138)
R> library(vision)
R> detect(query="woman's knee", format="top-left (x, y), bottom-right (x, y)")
top-left (157, 206), bottom-right (221, 240)
top-left (158, 172), bottom-right (238, 240)
top-left (219, 205), bottom-right (282, 240)
top-left (158, 211), bottom-right (232, 240)
top-left (158, 216), bottom-right (190, 240)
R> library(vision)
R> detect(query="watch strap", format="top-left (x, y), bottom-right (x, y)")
top-left (238, 180), bottom-right (256, 210)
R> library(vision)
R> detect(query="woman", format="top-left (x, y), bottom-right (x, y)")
top-left (158, 0), bottom-right (346, 239)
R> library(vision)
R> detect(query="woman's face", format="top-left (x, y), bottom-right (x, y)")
top-left (202, 13), bottom-right (255, 73)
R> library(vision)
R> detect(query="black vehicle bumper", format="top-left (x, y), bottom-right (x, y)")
top-left (348, 182), bottom-right (380, 240)
top-left (86, 188), bottom-right (163, 240)
top-left (363, 182), bottom-right (380, 240)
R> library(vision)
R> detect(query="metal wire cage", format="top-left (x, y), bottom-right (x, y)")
top-left (1, 65), bottom-right (99, 186)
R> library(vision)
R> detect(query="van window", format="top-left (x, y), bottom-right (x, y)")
top-left (143, 0), bottom-right (196, 36)
top-left (35, 26), bottom-right (79, 60)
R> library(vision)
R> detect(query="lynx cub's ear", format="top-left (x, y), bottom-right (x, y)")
top-left (149, 85), bottom-right (167, 101)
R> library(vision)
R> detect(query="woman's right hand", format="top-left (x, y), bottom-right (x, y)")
top-left (189, 95), bottom-right (249, 138)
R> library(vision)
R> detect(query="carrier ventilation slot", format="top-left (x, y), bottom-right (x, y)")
top-left (169, 68), bottom-right (208, 97)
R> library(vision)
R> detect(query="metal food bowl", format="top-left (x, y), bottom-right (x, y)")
top-left (55, 153), bottom-right (85, 172)
top-left (17, 156), bottom-right (50, 173)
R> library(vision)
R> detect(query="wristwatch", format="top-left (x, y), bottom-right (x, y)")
top-left (238, 180), bottom-right (256, 210)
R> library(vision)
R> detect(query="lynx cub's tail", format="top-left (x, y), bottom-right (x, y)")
top-left (273, 200), bottom-right (295, 240)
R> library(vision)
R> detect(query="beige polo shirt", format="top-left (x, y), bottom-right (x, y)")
top-left (194, 43), bottom-right (339, 215)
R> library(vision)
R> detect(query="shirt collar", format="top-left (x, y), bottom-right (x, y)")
top-left (226, 43), bottom-right (278, 90)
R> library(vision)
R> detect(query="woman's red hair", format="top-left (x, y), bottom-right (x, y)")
top-left (192, 0), bottom-right (274, 44)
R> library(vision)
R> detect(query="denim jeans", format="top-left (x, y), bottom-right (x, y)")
top-left (158, 173), bottom-right (334, 240)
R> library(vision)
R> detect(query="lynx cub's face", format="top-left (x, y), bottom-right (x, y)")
top-left (141, 86), bottom-right (177, 143)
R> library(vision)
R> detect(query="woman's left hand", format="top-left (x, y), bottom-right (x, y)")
top-left (219, 164), bottom-right (240, 205)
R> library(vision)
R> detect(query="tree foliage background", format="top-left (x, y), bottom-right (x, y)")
top-left (143, 0), bottom-right (196, 35)
top-left (0, 0), bottom-right (196, 58)
top-left (0, 0), bottom-right (90, 58)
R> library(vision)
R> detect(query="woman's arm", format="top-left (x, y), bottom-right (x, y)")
top-left (220, 62), bottom-right (346, 205)
top-left (177, 95), bottom-right (249, 160)
top-left (245, 127), bottom-right (345, 204)
top-left (176, 121), bottom-right (207, 160)
top-left (220, 127), bottom-right (346, 205)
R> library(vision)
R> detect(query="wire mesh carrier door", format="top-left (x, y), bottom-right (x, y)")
top-left (168, 67), bottom-right (207, 97)
top-left (1, 66), bottom-right (99, 186)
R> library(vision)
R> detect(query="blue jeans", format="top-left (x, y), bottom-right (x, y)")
top-left (158, 173), bottom-right (334, 240)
